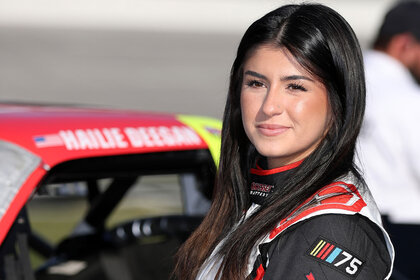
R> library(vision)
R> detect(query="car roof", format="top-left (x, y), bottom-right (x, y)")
top-left (0, 103), bottom-right (221, 167)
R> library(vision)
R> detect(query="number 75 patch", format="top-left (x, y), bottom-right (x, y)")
top-left (306, 237), bottom-right (365, 278)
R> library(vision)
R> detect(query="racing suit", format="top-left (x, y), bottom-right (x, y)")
top-left (196, 161), bottom-right (394, 279)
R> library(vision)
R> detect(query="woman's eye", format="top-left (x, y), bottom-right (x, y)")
top-left (286, 83), bottom-right (307, 92)
top-left (246, 80), bottom-right (265, 88)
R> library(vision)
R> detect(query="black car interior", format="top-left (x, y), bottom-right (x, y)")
top-left (0, 149), bottom-right (215, 280)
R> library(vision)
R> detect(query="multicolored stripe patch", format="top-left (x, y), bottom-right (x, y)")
top-left (307, 237), bottom-right (365, 278)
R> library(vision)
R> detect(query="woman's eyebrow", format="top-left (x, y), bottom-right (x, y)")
top-left (244, 71), bottom-right (314, 83)
top-left (244, 70), bottom-right (267, 80)
top-left (281, 75), bottom-right (314, 82)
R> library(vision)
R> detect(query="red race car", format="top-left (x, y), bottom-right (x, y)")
top-left (0, 103), bottom-right (221, 280)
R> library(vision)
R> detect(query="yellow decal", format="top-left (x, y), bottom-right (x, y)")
top-left (177, 115), bottom-right (222, 167)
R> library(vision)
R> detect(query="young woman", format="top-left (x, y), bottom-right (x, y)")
top-left (174, 3), bottom-right (394, 279)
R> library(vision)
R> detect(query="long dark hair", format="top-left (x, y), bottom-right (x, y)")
top-left (174, 3), bottom-right (365, 279)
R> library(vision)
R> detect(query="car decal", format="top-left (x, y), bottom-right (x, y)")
top-left (34, 134), bottom-right (65, 148)
top-left (177, 115), bottom-right (222, 166)
top-left (33, 125), bottom-right (203, 151)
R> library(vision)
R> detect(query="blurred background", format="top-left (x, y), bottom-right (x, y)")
top-left (0, 0), bottom-right (396, 119)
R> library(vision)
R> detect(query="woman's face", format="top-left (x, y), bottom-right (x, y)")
top-left (241, 45), bottom-right (331, 169)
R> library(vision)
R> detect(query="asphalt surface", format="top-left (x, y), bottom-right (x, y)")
top-left (0, 26), bottom-right (243, 119)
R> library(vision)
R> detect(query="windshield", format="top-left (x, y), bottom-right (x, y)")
top-left (0, 140), bottom-right (41, 219)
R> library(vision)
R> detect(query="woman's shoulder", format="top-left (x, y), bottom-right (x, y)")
top-left (287, 213), bottom-right (389, 256)
top-left (261, 214), bottom-right (392, 279)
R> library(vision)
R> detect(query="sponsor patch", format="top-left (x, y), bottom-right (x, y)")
top-left (250, 182), bottom-right (274, 197)
top-left (306, 237), bottom-right (364, 278)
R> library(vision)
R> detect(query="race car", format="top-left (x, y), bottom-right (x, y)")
top-left (0, 103), bottom-right (221, 280)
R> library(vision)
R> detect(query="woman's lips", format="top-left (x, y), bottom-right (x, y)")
top-left (257, 124), bottom-right (290, 136)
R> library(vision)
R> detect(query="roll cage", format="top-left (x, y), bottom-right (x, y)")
top-left (1, 149), bottom-right (216, 280)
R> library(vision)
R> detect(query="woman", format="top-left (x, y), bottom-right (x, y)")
top-left (174, 3), bottom-right (394, 279)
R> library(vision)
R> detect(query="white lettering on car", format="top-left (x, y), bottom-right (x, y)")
top-left (50, 126), bottom-right (202, 151)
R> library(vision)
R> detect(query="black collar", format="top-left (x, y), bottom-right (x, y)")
top-left (249, 159), bottom-right (302, 205)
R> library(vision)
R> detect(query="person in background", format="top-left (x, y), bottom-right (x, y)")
top-left (357, 1), bottom-right (420, 279)
top-left (174, 3), bottom-right (394, 280)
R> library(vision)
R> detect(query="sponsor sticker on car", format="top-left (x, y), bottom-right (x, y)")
top-left (33, 126), bottom-right (203, 150)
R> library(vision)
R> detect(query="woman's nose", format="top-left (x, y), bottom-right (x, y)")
top-left (261, 87), bottom-right (284, 116)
